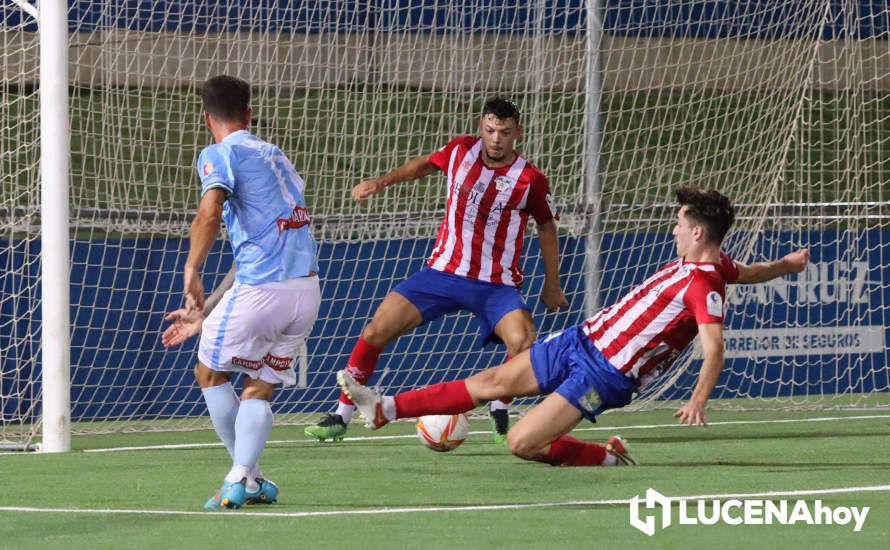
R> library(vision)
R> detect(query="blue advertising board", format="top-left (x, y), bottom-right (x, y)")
top-left (2, 230), bottom-right (887, 421)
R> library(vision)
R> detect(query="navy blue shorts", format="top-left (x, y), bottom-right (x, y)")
top-left (530, 325), bottom-right (636, 422)
top-left (392, 268), bottom-right (529, 347)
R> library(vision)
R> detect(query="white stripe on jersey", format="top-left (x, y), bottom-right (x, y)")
top-left (268, 150), bottom-right (300, 205)
top-left (479, 159), bottom-right (527, 281)
top-left (593, 266), bottom-right (694, 351)
top-left (606, 283), bottom-right (690, 375)
top-left (624, 342), bottom-right (671, 378)
top-left (583, 260), bottom-right (722, 376)
top-left (494, 160), bottom-right (529, 284)
top-left (430, 141), bottom-right (482, 272)
top-left (453, 167), bottom-right (494, 277)
top-left (583, 262), bottom-right (679, 341)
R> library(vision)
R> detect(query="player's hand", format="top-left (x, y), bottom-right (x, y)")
top-left (162, 307), bottom-right (205, 347)
top-left (674, 401), bottom-right (708, 426)
top-left (782, 248), bottom-right (809, 274)
top-left (183, 268), bottom-right (205, 313)
top-left (352, 179), bottom-right (385, 203)
top-left (540, 283), bottom-right (569, 311)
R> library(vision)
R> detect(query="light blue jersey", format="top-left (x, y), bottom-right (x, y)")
top-left (197, 130), bottom-right (319, 284)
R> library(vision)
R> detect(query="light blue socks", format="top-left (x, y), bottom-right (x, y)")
top-left (226, 398), bottom-right (273, 483)
top-left (201, 383), bottom-right (240, 459)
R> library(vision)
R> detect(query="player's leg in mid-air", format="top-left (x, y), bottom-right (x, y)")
top-left (316, 269), bottom-right (536, 443)
top-left (340, 324), bottom-right (637, 466)
top-left (338, 350), bottom-right (541, 428)
top-left (304, 290), bottom-right (425, 442)
top-left (307, 268), bottom-right (474, 442)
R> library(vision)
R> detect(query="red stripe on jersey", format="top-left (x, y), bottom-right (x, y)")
top-left (583, 258), bottom-right (731, 382)
top-left (441, 160), bottom-right (485, 274)
top-left (465, 173), bottom-right (504, 280)
top-left (492, 206), bottom-right (528, 286)
top-left (612, 307), bottom-right (689, 377)
top-left (633, 315), bottom-right (692, 378)
top-left (484, 174), bottom-right (530, 285)
top-left (599, 275), bottom-right (690, 360)
top-left (429, 148), bottom-right (460, 262)
top-left (584, 262), bottom-right (681, 343)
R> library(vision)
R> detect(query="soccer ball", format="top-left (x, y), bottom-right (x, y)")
top-left (416, 414), bottom-right (469, 452)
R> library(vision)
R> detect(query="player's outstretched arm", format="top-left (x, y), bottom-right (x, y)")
top-left (537, 219), bottom-right (568, 311)
top-left (675, 322), bottom-right (724, 426)
top-left (352, 155), bottom-right (438, 203)
top-left (734, 248), bottom-right (809, 284)
top-left (162, 265), bottom-right (236, 347)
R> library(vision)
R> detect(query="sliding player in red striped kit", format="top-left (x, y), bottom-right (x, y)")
top-left (340, 187), bottom-right (809, 466)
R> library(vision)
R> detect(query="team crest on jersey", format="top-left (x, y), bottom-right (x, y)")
top-left (202, 162), bottom-right (214, 176)
top-left (706, 291), bottom-right (723, 317)
top-left (494, 175), bottom-right (512, 192)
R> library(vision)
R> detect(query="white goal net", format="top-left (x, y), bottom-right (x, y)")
top-left (1, 1), bottom-right (888, 447)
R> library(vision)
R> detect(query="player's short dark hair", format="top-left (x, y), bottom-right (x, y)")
top-left (202, 75), bottom-right (250, 122)
top-left (482, 96), bottom-right (520, 124)
top-left (675, 186), bottom-right (735, 244)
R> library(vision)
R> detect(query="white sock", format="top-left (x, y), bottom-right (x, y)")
top-left (490, 399), bottom-right (510, 412)
top-left (201, 383), bottom-right (239, 459)
top-left (382, 396), bottom-right (396, 421)
top-left (249, 466), bottom-right (264, 481)
top-left (601, 453), bottom-right (618, 466)
top-left (336, 402), bottom-right (355, 424)
top-left (232, 399), bottom-right (273, 479)
top-left (245, 467), bottom-right (262, 492)
top-left (225, 464), bottom-right (251, 484)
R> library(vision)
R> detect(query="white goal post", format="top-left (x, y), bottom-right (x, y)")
top-left (1, 1), bottom-right (888, 451)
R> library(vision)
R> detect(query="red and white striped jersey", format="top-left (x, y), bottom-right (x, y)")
top-left (426, 135), bottom-right (556, 287)
top-left (582, 252), bottom-right (739, 386)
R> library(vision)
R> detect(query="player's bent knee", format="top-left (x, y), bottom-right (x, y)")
top-left (506, 431), bottom-right (543, 461)
top-left (504, 335), bottom-right (535, 357)
top-left (469, 368), bottom-right (512, 401)
top-left (360, 320), bottom-right (397, 349)
top-left (500, 326), bottom-right (536, 357)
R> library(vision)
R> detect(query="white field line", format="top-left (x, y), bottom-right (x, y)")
top-left (70, 413), bottom-right (890, 454)
top-left (1, 484), bottom-right (888, 518)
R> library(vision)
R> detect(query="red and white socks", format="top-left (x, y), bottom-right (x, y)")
top-left (337, 336), bottom-right (383, 423)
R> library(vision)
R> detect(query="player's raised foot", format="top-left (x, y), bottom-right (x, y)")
top-left (336, 370), bottom-right (391, 430)
top-left (245, 477), bottom-right (279, 505)
top-left (605, 435), bottom-right (637, 466)
top-left (204, 478), bottom-right (248, 510)
top-left (489, 408), bottom-right (509, 445)
top-left (304, 413), bottom-right (347, 442)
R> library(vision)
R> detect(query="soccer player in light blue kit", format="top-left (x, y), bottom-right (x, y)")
top-left (163, 75), bottom-right (320, 509)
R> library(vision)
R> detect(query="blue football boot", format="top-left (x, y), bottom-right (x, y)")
top-left (245, 478), bottom-right (279, 505)
top-left (204, 478), bottom-right (248, 510)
